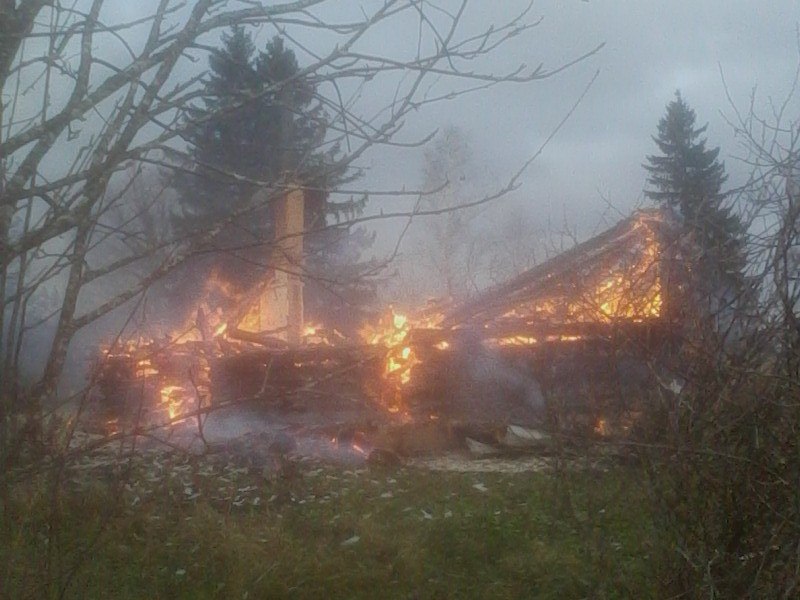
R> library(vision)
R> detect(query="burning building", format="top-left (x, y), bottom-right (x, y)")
top-left (92, 208), bottom-right (676, 440)
top-left (377, 209), bottom-right (674, 427)
top-left (446, 208), bottom-right (668, 340)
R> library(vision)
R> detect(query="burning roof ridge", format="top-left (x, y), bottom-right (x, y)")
top-left (443, 208), bottom-right (668, 326)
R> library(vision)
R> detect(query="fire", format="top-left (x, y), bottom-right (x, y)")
top-left (160, 385), bottom-right (187, 421)
top-left (393, 313), bottom-right (407, 330)
top-left (576, 227), bottom-right (662, 322)
top-left (493, 333), bottom-right (586, 347)
top-left (494, 220), bottom-right (663, 331)
top-left (135, 358), bottom-right (159, 377)
top-left (497, 335), bottom-right (539, 347)
top-left (94, 211), bottom-right (667, 433)
top-left (302, 322), bottom-right (334, 345)
top-left (360, 308), bottom-right (421, 388)
top-left (95, 265), bottom-right (348, 430)
top-left (356, 307), bottom-right (450, 412)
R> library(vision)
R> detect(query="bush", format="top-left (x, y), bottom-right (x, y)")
top-left (638, 341), bottom-right (800, 597)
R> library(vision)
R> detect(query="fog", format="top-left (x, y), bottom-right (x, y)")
top-left (13, 1), bottom-right (800, 258)
top-left (86, 1), bottom-right (800, 254)
top-left (361, 0), bottom-right (798, 259)
top-left (3, 0), bottom-right (799, 388)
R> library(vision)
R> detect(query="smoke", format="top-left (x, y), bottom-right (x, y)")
top-left (169, 407), bottom-right (370, 465)
top-left (447, 329), bottom-right (545, 423)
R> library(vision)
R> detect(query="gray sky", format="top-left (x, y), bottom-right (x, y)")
top-left (14, 0), bottom-right (799, 291)
top-left (8, 0), bottom-right (799, 376)
top-left (359, 0), bottom-right (800, 257)
top-left (49, 0), bottom-right (800, 251)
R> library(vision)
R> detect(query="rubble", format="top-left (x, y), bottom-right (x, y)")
top-left (88, 210), bottom-right (678, 461)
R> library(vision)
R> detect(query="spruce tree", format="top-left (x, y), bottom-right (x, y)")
top-left (644, 91), bottom-right (746, 324)
top-left (172, 29), bottom-right (333, 243)
top-left (170, 28), bottom-right (373, 330)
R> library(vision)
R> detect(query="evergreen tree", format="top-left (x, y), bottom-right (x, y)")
top-left (172, 29), bottom-right (334, 244)
top-left (644, 91), bottom-right (746, 325)
top-left (170, 28), bottom-right (373, 329)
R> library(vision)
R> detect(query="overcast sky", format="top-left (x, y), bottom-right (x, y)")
top-left (20, 0), bottom-right (799, 286)
top-left (9, 0), bottom-right (800, 374)
top-left (74, 0), bottom-right (800, 252)
top-left (356, 0), bottom-right (800, 255)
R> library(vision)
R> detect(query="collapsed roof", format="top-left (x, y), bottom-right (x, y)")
top-left (443, 209), bottom-right (671, 338)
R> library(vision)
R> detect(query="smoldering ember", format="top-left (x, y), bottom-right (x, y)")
top-left (2, 2), bottom-right (800, 598)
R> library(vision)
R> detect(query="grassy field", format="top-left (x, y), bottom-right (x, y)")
top-left (2, 448), bottom-right (657, 599)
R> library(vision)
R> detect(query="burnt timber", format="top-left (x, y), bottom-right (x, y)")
top-left (92, 210), bottom-right (679, 427)
top-left (400, 209), bottom-right (679, 422)
top-left (444, 208), bottom-right (672, 333)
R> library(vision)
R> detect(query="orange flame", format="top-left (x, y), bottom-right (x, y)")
top-left (360, 308), bottom-right (420, 387)
top-left (160, 385), bottom-right (187, 421)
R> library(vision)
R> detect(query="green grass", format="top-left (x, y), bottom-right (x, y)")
top-left (2, 451), bottom-right (657, 599)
